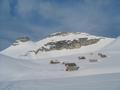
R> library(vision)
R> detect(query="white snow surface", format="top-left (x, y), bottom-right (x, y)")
top-left (102, 36), bottom-right (120, 52)
top-left (0, 41), bottom-right (35, 58)
top-left (0, 33), bottom-right (120, 90)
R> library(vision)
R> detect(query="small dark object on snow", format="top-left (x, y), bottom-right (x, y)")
top-left (78, 56), bottom-right (86, 60)
top-left (50, 60), bottom-right (60, 64)
top-left (98, 53), bottom-right (107, 58)
top-left (64, 63), bottom-right (79, 71)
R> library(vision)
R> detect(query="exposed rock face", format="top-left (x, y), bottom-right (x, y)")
top-left (34, 38), bottom-right (100, 54)
top-left (12, 36), bottom-right (30, 46)
top-left (46, 40), bottom-right (81, 50)
top-left (81, 39), bottom-right (100, 46)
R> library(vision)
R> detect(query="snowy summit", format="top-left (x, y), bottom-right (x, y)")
top-left (0, 32), bottom-right (115, 59)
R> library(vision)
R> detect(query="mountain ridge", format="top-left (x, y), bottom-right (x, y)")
top-left (0, 32), bottom-right (115, 59)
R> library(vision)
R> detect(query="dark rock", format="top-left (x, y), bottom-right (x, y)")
top-left (34, 38), bottom-right (100, 53)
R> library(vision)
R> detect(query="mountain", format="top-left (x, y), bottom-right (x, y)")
top-left (0, 32), bottom-right (120, 89)
top-left (0, 32), bottom-right (115, 59)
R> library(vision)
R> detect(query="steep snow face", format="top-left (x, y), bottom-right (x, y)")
top-left (0, 32), bottom-right (115, 59)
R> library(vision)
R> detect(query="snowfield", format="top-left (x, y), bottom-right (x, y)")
top-left (0, 73), bottom-right (120, 90)
top-left (0, 33), bottom-right (120, 90)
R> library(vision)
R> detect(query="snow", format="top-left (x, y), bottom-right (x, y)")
top-left (102, 36), bottom-right (120, 52)
top-left (0, 33), bottom-right (120, 90)
top-left (0, 32), bottom-right (115, 59)
top-left (0, 73), bottom-right (120, 90)
top-left (0, 47), bottom-right (120, 80)
top-left (0, 50), bottom-right (120, 89)
top-left (0, 40), bottom-right (120, 81)
top-left (35, 32), bottom-right (103, 47)
top-left (0, 41), bottom-right (35, 58)
top-left (25, 37), bottom-right (114, 59)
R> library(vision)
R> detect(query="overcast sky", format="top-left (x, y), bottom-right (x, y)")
top-left (0, 0), bottom-right (120, 51)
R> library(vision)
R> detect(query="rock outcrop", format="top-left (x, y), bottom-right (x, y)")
top-left (34, 38), bottom-right (100, 54)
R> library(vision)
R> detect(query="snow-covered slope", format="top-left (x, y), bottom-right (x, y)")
top-left (0, 36), bottom-right (120, 81)
top-left (0, 33), bottom-right (120, 90)
top-left (0, 32), bottom-right (115, 59)
top-left (0, 73), bottom-right (120, 90)
top-left (0, 48), bottom-right (120, 82)
top-left (0, 55), bottom-right (31, 81)
top-left (0, 41), bottom-right (35, 58)
top-left (102, 36), bottom-right (120, 52)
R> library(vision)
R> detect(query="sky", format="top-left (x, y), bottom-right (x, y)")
top-left (0, 0), bottom-right (120, 51)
